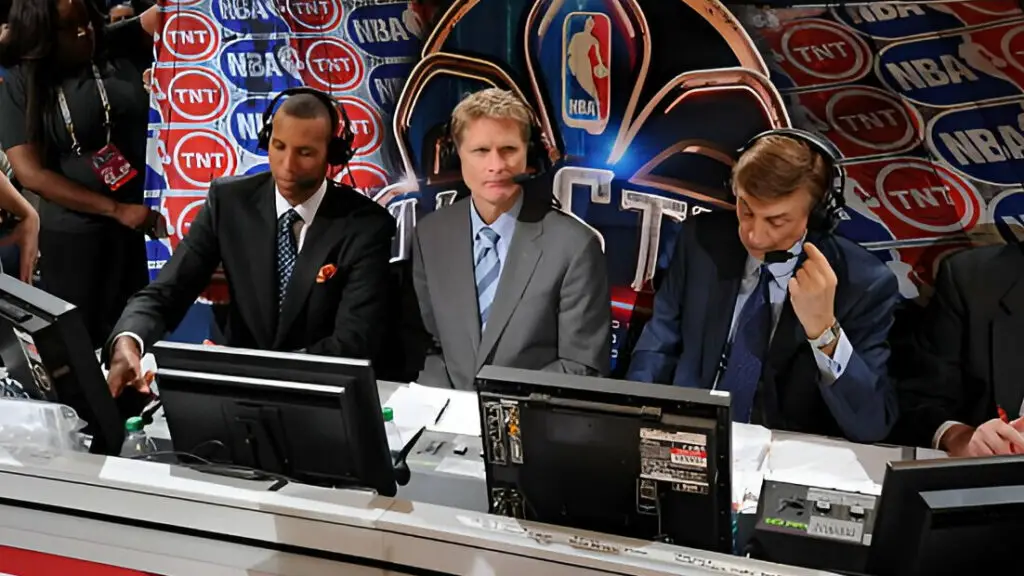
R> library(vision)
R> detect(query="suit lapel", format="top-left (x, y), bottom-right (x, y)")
top-left (439, 201), bottom-right (482, 355)
top-left (476, 209), bottom-right (543, 371)
top-left (248, 176), bottom-right (278, 347)
top-left (273, 185), bottom-right (348, 348)
top-left (991, 246), bottom-right (1024, 418)
top-left (700, 228), bottom-right (747, 387)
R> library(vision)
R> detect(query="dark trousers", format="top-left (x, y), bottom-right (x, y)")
top-left (39, 224), bottom-right (149, 350)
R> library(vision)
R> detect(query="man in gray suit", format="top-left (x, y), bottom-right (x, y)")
top-left (413, 88), bottom-right (611, 390)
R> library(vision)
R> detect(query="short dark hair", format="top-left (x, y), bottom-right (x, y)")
top-left (277, 93), bottom-right (337, 137)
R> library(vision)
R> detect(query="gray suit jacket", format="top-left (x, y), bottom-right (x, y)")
top-left (412, 191), bottom-right (611, 390)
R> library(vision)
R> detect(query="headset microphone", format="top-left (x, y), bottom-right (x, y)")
top-left (764, 250), bottom-right (797, 264)
top-left (512, 171), bottom-right (541, 185)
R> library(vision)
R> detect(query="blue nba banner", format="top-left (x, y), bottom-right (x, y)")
top-left (147, 0), bottom-right (1024, 369)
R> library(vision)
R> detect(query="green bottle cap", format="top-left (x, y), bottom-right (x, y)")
top-left (382, 407), bottom-right (394, 422)
top-left (125, 416), bottom-right (144, 432)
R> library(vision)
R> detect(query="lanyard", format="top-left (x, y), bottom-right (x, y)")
top-left (56, 63), bottom-right (111, 156)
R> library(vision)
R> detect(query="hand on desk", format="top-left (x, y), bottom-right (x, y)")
top-left (942, 418), bottom-right (1024, 458)
top-left (107, 336), bottom-right (152, 398)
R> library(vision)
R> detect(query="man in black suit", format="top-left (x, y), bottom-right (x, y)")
top-left (894, 243), bottom-right (1024, 456)
top-left (627, 130), bottom-right (899, 443)
top-left (105, 90), bottom-right (395, 396)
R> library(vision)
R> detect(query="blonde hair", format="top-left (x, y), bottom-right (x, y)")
top-left (732, 135), bottom-right (829, 204)
top-left (450, 88), bottom-right (532, 146)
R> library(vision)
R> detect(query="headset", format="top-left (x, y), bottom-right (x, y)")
top-left (731, 127), bottom-right (847, 234)
top-left (436, 115), bottom-right (553, 178)
top-left (257, 87), bottom-right (356, 167)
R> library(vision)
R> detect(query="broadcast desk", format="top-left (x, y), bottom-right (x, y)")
top-left (0, 381), bottom-right (940, 576)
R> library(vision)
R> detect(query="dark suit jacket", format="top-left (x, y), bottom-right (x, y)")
top-left (105, 172), bottom-right (395, 360)
top-left (893, 243), bottom-right (1024, 447)
top-left (626, 211), bottom-right (900, 443)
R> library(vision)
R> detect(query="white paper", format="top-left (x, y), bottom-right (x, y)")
top-left (0, 446), bottom-right (22, 468)
top-left (428, 389), bottom-right (481, 437)
top-left (765, 439), bottom-right (881, 496)
top-left (730, 423), bottom-right (772, 511)
top-left (436, 455), bottom-right (486, 479)
top-left (383, 384), bottom-right (452, 450)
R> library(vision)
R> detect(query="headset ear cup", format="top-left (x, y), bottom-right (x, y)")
top-left (257, 123), bottom-right (271, 152)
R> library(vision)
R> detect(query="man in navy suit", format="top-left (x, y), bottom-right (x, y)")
top-left (626, 129), bottom-right (899, 443)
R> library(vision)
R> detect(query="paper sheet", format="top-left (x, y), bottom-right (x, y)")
top-left (436, 455), bottom-right (486, 479)
top-left (0, 446), bottom-right (21, 468)
top-left (383, 384), bottom-right (452, 451)
top-left (765, 439), bottom-right (882, 496)
top-left (427, 389), bottom-right (481, 437)
top-left (731, 423), bottom-right (772, 511)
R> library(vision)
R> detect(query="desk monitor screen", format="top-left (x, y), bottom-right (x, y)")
top-left (867, 456), bottom-right (1024, 576)
top-left (153, 342), bottom-right (397, 497)
top-left (0, 275), bottom-right (123, 455)
top-left (474, 366), bottom-right (733, 554)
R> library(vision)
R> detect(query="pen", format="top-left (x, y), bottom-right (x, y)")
top-left (434, 398), bottom-right (452, 425)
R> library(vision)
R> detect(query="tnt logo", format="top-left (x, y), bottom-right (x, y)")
top-left (762, 18), bottom-right (872, 88)
top-left (844, 156), bottom-right (983, 240)
top-left (337, 97), bottom-right (383, 156)
top-left (787, 86), bottom-right (922, 159)
top-left (299, 38), bottom-right (364, 92)
top-left (165, 129), bottom-right (239, 189)
top-left (333, 161), bottom-right (388, 195)
top-left (155, 67), bottom-right (230, 124)
top-left (161, 195), bottom-right (208, 251)
top-left (165, 0), bottom-right (202, 5)
top-left (561, 12), bottom-right (611, 135)
top-left (161, 11), bottom-right (219, 63)
top-left (275, 0), bottom-right (344, 34)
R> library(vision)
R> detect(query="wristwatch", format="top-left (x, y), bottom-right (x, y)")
top-left (808, 319), bottom-right (841, 350)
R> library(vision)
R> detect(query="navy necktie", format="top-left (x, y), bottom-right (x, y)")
top-left (276, 209), bottom-right (302, 312)
top-left (718, 265), bottom-right (772, 423)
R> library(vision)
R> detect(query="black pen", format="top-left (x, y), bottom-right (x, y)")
top-left (434, 398), bottom-right (452, 425)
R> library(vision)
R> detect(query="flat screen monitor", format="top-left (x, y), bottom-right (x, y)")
top-left (867, 455), bottom-right (1024, 576)
top-left (0, 275), bottom-right (123, 455)
top-left (152, 342), bottom-right (397, 497)
top-left (475, 366), bottom-right (733, 553)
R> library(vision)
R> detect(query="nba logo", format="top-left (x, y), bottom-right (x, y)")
top-left (562, 11), bottom-right (611, 135)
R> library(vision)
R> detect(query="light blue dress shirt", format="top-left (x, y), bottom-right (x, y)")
top-left (469, 194), bottom-right (523, 274)
top-left (726, 237), bottom-right (853, 386)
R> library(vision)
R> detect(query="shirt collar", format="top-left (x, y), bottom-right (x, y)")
top-left (745, 233), bottom-right (807, 286)
top-left (275, 179), bottom-right (328, 225)
top-left (470, 192), bottom-right (523, 242)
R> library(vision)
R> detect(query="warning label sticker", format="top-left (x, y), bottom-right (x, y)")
top-left (638, 427), bottom-right (710, 494)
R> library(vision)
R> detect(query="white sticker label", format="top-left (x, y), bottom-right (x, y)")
top-left (808, 516), bottom-right (864, 543)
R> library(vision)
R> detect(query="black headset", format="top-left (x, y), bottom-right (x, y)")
top-left (436, 116), bottom-right (552, 176)
top-left (257, 87), bottom-right (356, 167)
top-left (732, 128), bottom-right (847, 233)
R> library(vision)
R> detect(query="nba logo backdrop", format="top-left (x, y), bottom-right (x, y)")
top-left (148, 0), bottom-right (1024, 369)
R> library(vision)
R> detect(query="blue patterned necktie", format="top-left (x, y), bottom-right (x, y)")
top-left (276, 209), bottom-right (302, 312)
top-left (475, 227), bottom-right (501, 330)
top-left (718, 265), bottom-right (772, 423)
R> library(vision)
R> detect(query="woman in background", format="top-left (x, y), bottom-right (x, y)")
top-left (0, 0), bottom-right (161, 348)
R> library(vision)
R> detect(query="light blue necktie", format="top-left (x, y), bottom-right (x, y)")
top-left (475, 227), bottom-right (501, 330)
top-left (276, 209), bottom-right (302, 312)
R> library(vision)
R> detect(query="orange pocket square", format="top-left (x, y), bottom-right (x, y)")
top-left (316, 264), bottom-right (337, 283)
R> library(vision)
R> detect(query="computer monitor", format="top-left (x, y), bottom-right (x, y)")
top-left (0, 275), bottom-right (123, 455)
top-left (867, 456), bottom-right (1024, 576)
top-left (474, 366), bottom-right (733, 553)
top-left (152, 341), bottom-right (398, 496)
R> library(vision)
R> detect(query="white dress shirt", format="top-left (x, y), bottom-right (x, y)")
top-left (115, 180), bottom-right (329, 356)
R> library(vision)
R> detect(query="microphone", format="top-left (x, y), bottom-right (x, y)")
top-left (764, 250), bottom-right (797, 264)
top-left (512, 171), bottom-right (541, 185)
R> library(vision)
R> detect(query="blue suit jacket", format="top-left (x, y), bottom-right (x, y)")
top-left (626, 211), bottom-right (899, 443)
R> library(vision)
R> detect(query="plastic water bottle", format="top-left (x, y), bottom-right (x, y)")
top-left (382, 407), bottom-right (403, 455)
top-left (119, 416), bottom-right (157, 458)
